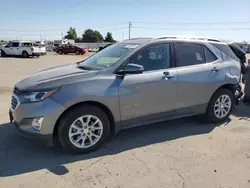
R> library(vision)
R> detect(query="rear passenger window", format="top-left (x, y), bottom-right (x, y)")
top-left (12, 43), bottom-right (19, 47)
top-left (204, 46), bottom-right (217, 63)
top-left (175, 43), bottom-right (205, 67)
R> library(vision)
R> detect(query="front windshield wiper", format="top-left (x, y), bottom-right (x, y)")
top-left (77, 64), bottom-right (92, 70)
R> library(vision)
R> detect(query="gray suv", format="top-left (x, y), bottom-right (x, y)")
top-left (9, 36), bottom-right (241, 153)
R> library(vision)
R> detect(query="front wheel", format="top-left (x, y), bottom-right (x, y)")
top-left (76, 50), bottom-right (80, 55)
top-left (57, 105), bottom-right (110, 154)
top-left (1, 50), bottom-right (6, 57)
top-left (205, 88), bottom-right (234, 123)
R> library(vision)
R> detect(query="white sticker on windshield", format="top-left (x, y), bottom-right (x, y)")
top-left (124, 45), bottom-right (139, 49)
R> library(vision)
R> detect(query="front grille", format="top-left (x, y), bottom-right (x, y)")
top-left (11, 95), bottom-right (18, 111)
top-left (13, 87), bottom-right (21, 95)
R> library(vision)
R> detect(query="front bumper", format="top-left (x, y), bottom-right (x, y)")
top-left (13, 120), bottom-right (53, 146)
top-left (10, 97), bottom-right (66, 145)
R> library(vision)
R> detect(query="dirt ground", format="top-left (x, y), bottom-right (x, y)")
top-left (0, 53), bottom-right (250, 188)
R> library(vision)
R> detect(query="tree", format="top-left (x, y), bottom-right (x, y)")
top-left (104, 32), bottom-right (115, 42)
top-left (64, 27), bottom-right (77, 40)
top-left (75, 37), bottom-right (82, 42)
top-left (82, 29), bottom-right (104, 42)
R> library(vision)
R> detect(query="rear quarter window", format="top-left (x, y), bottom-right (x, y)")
top-left (210, 43), bottom-right (239, 61)
top-left (21, 43), bottom-right (33, 47)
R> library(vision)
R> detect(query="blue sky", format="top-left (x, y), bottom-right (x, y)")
top-left (0, 0), bottom-right (250, 42)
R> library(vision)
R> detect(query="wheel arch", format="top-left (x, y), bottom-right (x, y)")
top-left (53, 101), bottom-right (116, 140)
top-left (207, 83), bottom-right (237, 108)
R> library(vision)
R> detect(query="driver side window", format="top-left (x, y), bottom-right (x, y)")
top-left (129, 43), bottom-right (170, 71)
top-left (5, 43), bottom-right (13, 48)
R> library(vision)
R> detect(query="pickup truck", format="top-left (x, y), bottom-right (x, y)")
top-left (0, 41), bottom-right (46, 58)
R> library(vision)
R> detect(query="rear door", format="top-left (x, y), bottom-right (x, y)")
top-left (118, 43), bottom-right (178, 127)
top-left (174, 42), bottom-right (219, 114)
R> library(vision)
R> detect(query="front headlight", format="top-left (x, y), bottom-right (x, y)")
top-left (23, 89), bottom-right (58, 102)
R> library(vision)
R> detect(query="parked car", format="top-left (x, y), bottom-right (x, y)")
top-left (0, 41), bottom-right (46, 58)
top-left (9, 36), bottom-right (242, 154)
top-left (56, 44), bottom-right (88, 55)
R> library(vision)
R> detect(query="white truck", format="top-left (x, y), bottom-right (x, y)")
top-left (0, 41), bottom-right (46, 58)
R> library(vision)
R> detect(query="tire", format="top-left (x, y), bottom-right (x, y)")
top-left (58, 50), bottom-right (63, 54)
top-left (76, 50), bottom-right (80, 55)
top-left (22, 51), bottom-right (29, 58)
top-left (1, 50), bottom-right (6, 57)
top-left (205, 88), bottom-right (234, 123)
top-left (57, 105), bottom-right (110, 154)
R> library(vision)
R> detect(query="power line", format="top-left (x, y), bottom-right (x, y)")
top-left (132, 26), bottom-right (250, 31)
top-left (0, 23), bottom-right (128, 33)
top-left (133, 20), bottom-right (250, 25)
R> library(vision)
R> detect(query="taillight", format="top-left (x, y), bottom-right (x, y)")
top-left (248, 59), bottom-right (250, 65)
top-left (31, 47), bottom-right (34, 52)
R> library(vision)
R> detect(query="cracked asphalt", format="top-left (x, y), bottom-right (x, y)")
top-left (0, 54), bottom-right (250, 188)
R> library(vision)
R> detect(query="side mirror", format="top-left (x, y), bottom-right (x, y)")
top-left (117, 63), bottom-right (144, 75)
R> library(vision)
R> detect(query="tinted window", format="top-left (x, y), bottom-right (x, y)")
top-left (12, 42), bottom-right (19, 47)
top-left (21, 42), bottom-right (32, 47)
top-left (130, 44), bottom-right (170, 71)
top-left (175, 43), bottom-right (205, 67)
top-left (5, 43), bottom-right (13, 47)
top-left (204, 46), bottom-right (217, 63)
top-left (210, 43), bottom-right (238, 61)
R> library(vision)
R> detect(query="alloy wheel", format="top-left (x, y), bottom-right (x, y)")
top-left (214, 94), bottom-right (232, 119)
top-left (68, 115), bottom-right (103, 148)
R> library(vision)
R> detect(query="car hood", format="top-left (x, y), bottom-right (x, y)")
top-left (15, 63), bottom-right (99, 91)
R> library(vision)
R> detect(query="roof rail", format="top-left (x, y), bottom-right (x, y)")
top-left (123, 37), bottom-right (152, 41)
top-left (155, 35), bottom-right (221, 42)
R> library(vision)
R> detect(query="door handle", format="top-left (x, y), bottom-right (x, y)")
top-left (163, 71), bottom-right (174, 79)
top-left (211, 67), bottom-right (220, 72)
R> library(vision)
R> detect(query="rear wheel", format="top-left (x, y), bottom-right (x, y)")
top-left (57, 105), bottom-right (110, 154)
top-left (76, 50), bottom-right (80, 55)
top-left (205, 88), bottom-right (234, 123)
top-left (22, 51), bottom-right (29, 58)
top-left (58, 50), bottom-right (63, 54)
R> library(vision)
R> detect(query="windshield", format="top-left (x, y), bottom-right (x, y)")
top-left (79, 43), bottom-right (139, 69)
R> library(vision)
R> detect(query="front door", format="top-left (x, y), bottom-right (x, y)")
top-left (174, 42), bottom-right (219, 115)
top-left (11, 42), bottom-right (20, 55)
top-left (3, 42), bottom-right (14, 55)
top-left (118, 43), bottom-right (177, 128)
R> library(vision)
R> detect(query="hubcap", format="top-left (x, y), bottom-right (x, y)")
top-left (68, 115), bottom-right (103, 148)
top-left (214, 94), bottom-right (232, 119)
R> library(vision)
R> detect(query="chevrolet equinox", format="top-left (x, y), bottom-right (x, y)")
top-left (9, 36), bottom-right (241, 153)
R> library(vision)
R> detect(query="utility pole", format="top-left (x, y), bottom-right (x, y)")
top-left (128, 21), bottom-right (132, 39)
top-left (61, 32), bottom-right (63, 39)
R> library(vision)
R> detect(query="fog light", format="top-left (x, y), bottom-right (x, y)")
top-left (31, 117), bottom-right (43, 131)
